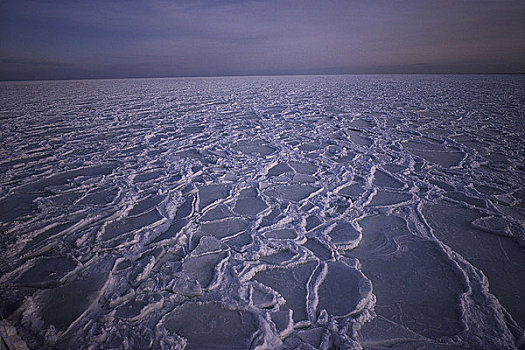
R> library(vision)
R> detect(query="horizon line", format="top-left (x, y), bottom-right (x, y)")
top-left (1, 71), bottom-right (524, 83)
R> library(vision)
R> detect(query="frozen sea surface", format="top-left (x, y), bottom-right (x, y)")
top-left (0, 75), bottom-right (524, 349)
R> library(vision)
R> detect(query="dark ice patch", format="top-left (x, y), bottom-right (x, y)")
top-left (15, 256), bottom-right (77, 287)
top-left (373, 170), bottom-right (404, 189)
top-left (200, 205), bottom-right (234, 221)
top-left (264, 229), bottom-right (298, 240)
top-left (422, 201), bottom-right (525, 330)
top-left (267, 162), bottom-right (293, 176)
top-left (233, 140), bottom-right (276, 156)
top-left (265, 184), bottom-right (319, 202)
top-left (162, 302), bottom-right (259, 350)
top-left (368, 190), bottom-right (412, 207)
top-left (289, 161), bottom-right (317, 175)
top-left (350, 215), bottom-right (465, 338)
top-left (198, 184), bottom-right (231, 210)
top-left (328, 222), bottom-right (361, 249)
top-left (338, 183), bottom-right (365, 199)
top-left (102, 209), bottom-right (164, 241)
top-left (233, 197), bottom-right (267, 216)
top-left (317, 261), bottom-right (372, 317)
top-left (254, 261), bottom-right (316, 323)
top-left (37, 271), bottom-right (109, 331)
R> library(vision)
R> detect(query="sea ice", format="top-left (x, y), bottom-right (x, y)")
top-left (1, 75), bottom-right (523, 349)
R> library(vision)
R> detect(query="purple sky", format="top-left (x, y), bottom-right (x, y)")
top-left (1, 0), bottom-right (524, 80)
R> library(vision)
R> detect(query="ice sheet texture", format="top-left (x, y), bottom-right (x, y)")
top-left (0, 75), bottom-right (524, 349)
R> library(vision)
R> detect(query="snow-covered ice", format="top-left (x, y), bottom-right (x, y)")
top-left (0, 75), bottom-right (524, 349)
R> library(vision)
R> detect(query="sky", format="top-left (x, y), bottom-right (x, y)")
top-left (1, 0), bottom-right (524, 80)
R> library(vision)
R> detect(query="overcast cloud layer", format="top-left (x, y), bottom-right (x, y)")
top-left (1, 0), bottom-right (524, 80)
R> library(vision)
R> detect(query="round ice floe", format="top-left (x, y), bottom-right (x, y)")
top-left (404, 141), bottom-right (465, 168)
top-left (260, 249), bottom-right (297, 265)
top-left (233, 197), bottom-right (268, 216)
top-left (327, 222), bottom-right (361, 250)
top-left (197, 184), bottom-right (231, 210)
top-left (285, 327), bottom-right (329, 349)
top-left (200, 204), bottom-right (234, 221)
top-left (264, 184), bottom-right (320, 202)
top-left (267, 162), bottom-right (293, 176)
top-left (316, 261), bottom-right (372, 318)
top-left (232, 139), bottom-right (277, 157)
top-left (253, 261), bottom-right (317, 324)
top-left (372, 169), bottom-right (404, 189)
top-left (367, 190), bottom-right (412, 207)
top-left (200, 217), bottom-right (249, 239)
top-left (160, 302), bottom-right (274, 350)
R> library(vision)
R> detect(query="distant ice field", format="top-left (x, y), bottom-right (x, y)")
top-left (0, 75), bottom-right (524, 349)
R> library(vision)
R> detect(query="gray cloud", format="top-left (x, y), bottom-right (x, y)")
top-left (1, 0), bottom-right (524, 80)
